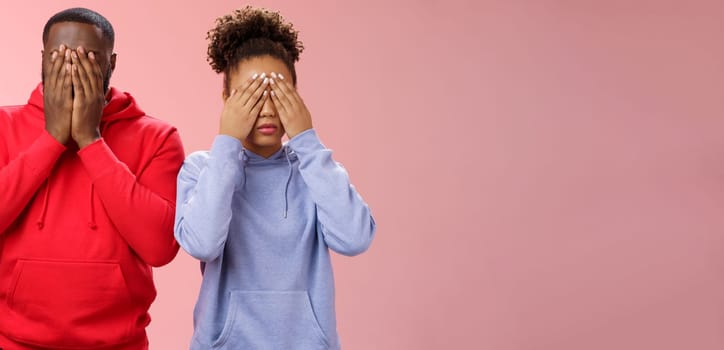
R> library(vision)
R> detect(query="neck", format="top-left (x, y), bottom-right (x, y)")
top-left (242, 142), bottom-right (282, 159)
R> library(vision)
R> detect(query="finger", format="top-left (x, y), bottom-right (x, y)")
top-left (238, 73), bottom-right (267, 104)
top-left (235, 73), bottom-right (260, 99)
top-left (279, 74), bottom-right (305, 107)
top-left (45, 46), bottom-right (63, 89)
top-left (87, 49), bottom-right (104, 93)
top-left (62, 58), bottom-right (73, 100)
top-left (76, 47), bottom-right (99, 94)
top-left (44, 51), bottom-right (58, 91)
top-left (271, 73), bottom-right (303, 106)
top-left (225, 88), bottom-right (238, 103)
top-left (70, 51), bottom-right (93, 96)
top-left (56, 48), bottom-right (72, 91)
top-left (269, 77), bottom-right (293, 112)
top-left (248, 90), bottom-right (269, 117)
top-left (269, 88), bottom-right (287, 115)
top-left (243, 76), bottom-right (270, 110)
top-left (71, 61), bottom-right (84, 99)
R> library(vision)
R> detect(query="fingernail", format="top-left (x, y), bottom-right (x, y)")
top-left (89, 52), bottom-right (95, 60)
top-left (263, 78), bottom-right (269, 84)
top-left (271, 72), bottom-right (278, 79)
top-left (231, 89), bottom-right (237, 95)
top-left (269, 78), bottom-right (275, 85)
top-left (260, 72), bottom-right (267, 79)
top-left (59, 44), bottom-right (65, 51)
top-left (77, 46), bottom-right (84, 54)
top-left (71, 51), bottom-right (78, 59)
top-left (252, 73), bottom-right (258, 80)
top-left (263, 90), bottom-right (268, 96)
top-left (278, 73), bottom-right (285, 80)
top-left (51, 51), bottom-right (58, 60)
top-left (271, 91), bottom-right (276, 97)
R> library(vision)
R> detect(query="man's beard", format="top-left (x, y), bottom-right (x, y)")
top-left (41, 65), bottom-right (112, 96)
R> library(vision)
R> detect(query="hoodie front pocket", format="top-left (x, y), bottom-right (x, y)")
top-left (213, 290), bottom-right (330, 350)
top-left (6, 259), bottom-right (134, 347)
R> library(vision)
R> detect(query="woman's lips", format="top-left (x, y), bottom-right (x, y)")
top-left (257, 124), bottom-right (278, 135)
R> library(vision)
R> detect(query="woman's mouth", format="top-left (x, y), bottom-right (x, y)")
top-left (257, 124), bottom-right (278, 135)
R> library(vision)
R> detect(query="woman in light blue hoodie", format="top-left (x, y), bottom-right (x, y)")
top-left (174, 6), bottom-right (376, 350)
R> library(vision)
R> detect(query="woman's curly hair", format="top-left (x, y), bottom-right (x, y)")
top-left (207, 6), bottom-right (304, 89)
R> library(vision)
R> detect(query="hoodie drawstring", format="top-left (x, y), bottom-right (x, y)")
top-left (283, 148), bottom-right (293, 219)
top-left (36, 179), bottom-right (51, 230)
top-left (88, 185), bottom-right (97, 230)
top-left (35, 171), bottom-right (98, 230)
top-left (241, 150), bottom-right (248, 190)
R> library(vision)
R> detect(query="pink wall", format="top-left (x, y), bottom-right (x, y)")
top-left (2, 1), bottom-right (724, 349)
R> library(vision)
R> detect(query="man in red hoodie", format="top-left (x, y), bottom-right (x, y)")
top-left (0, 8), bottom-right (184, 349)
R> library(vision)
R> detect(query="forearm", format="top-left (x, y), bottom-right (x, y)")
top-left (289, 129), bottom-right (376, 255)
top-left (0, 131), bottom-right (65, 233)
top-left (78, 137), bottom-right (182, 267)
top-left (175, 135), bottom-right (244, 262)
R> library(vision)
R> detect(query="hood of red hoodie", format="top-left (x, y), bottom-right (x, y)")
top-left (28, 82), bottom-right (145, 122)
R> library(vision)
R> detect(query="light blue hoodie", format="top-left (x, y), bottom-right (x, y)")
top-left (174, 129), bottom-right (376, 350)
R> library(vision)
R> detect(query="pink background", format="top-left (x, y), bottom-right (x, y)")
top-left (2, 1), bottom-right (724, 349)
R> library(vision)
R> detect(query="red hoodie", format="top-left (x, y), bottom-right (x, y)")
top-left (0, 84), bottom-right (184, 349)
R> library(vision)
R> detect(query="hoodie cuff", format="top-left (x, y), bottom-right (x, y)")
top-left (77, 138), bottom-right (121, 180)
top-left (210, 135), bottom-right (243, 160)
top-left (287, 129), bottom-right (325, 155)
top-left (209, 135), bottom-right (244, 186)
top-left (26, 130), bottom-right (66, 174)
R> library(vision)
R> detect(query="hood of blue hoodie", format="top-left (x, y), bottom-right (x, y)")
top-left (242, 144), bottom-right (297, 164)
top-left (241, 144), bottom-right (298, 218)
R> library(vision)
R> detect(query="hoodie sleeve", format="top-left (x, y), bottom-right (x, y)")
top-left (287, 129), bottom-right (376, 256)
top-left (76, 129), bottom-right (185, 267)
top-left (174, 135), bottom-right (244, 262)
top-left (0, 130), bottom-right (66, 234)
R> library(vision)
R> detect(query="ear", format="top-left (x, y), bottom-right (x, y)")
top-left (110, 52), bottom-right (117, 72)
top-left (221, 76), bottom-right (231, 101)
top-left (222, 78), bottom-right (231, 101)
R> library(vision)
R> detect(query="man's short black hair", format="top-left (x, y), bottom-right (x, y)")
top-left (42, 7), bottom-right (115, 47)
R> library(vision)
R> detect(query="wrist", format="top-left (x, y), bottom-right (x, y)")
top-left (47, 128), bottom-right (69, 145)
top-left (219, 122), bottom-right (249, 142)
top-left (219, 129), bottom-right (246, 142)
top-left (75, 132), bottom-right (101, 149)
top-left (287, 125), bottom-right (312, 139)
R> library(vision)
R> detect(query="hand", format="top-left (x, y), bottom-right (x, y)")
top-left (43, 45), bottom-right (73, 145)
top-left (268, 73), bottom-right (312, 139)
top-left (219, 72), bottom-right (270, 141)
top-left (70, 46), bottom-right (105, 149)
